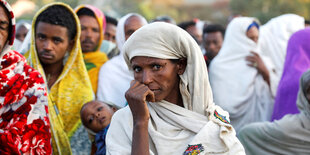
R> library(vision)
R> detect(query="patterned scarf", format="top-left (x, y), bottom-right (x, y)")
top-left (0, 50), bottom-right (51, 154)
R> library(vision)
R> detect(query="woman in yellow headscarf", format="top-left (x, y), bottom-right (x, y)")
top-left (75, 5), bottom-right (109, 95)
top-left (25, 2), bottom-right (93, 154)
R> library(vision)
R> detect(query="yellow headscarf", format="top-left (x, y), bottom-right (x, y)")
top-left (75, 5), bottom-right (108, 95)
top-left (25, 2), bottom-right (93, 154)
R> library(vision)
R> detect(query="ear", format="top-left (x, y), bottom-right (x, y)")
top-left (177, 58), bottom-right (187, 75)
top-left (112, 107), bottom-right (118, 112)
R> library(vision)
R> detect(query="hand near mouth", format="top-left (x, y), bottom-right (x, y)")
top-left (125, 80), bottom-right (155, 123)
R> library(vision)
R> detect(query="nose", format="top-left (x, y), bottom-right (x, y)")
top-left (142, 70), bottom-right (153, 85)
top-left (208, 43), bottom-right (216, 51)
top-left (95, 112), bottom-right (101, 118)
top-left (43, 40), bottom-right (52, 51)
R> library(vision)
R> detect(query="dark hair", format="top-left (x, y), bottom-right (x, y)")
top-left (105, 15), bottom-right (118, 26)
top-left (35, 5), bottom-right (77, 40)
top-left (203, 24), bottom-right (225, 38)
top-left (305, 20), bottom-right (310, 25)
top-left (76, 8), bottom-right (95, 18)
top-left (151, 15), bottom-right (176, 24)
top-left (178, 20), bottom-right (196, 30)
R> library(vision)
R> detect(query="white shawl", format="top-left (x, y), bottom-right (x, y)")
top-left (96, 13), bottom-right (147, 107)
top-left (239, 70), bottom-right (310, 155)
top-left (259, 14), bottom-right (305, 95)
top-left (209, 17), bottom-right (274, 132)
top-left (106, 22), bottom-right (245, 155)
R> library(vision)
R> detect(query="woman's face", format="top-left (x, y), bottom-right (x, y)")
top-left (131, 56), bottom-right (186, 104)
top-left (246, 26), bottom-right (259, 43)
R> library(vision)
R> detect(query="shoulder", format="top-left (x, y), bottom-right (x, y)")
top-left (108, 106), bottom-right (133, 135)
top-left (111, 106), bottom-right (133, 125)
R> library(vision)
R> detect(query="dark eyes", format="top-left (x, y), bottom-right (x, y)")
top-left (53, 38), bottom-right (62, 44)
top-left (88, 116), bottom-right (93, 124)
top-left (133, 64), bottom-right (162, 73)
top-left (97, 106), bottom-right (103, 111)
top-left (133, 66), bottom-right (142, 73)
top-left (153, 64), bottom-right (162, 70)
top-left (37, 34), bottom-right (46, 40)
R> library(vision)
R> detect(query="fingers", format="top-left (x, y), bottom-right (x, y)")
top-left (130, 80), bottom-right (140, 88)
top-left (146, 89), bottom-right (155, 102)
top-left (126, 80), bottom-right (155, 103)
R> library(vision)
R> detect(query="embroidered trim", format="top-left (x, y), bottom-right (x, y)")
top-left (214, 110), bottom-right (230, 124)
top-left (183, 144), bottom-right (204, 155)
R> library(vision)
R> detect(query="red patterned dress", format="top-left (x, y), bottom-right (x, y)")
top-left (0, 50), bottom-right (52, 155)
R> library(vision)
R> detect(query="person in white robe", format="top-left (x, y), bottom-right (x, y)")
top-left (106, 22), bottom-right (245, 155)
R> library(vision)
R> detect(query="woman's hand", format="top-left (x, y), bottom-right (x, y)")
top-left (125, 80), bottom-right (154, 155)
top-left (246, 51), bottom-right (270, 86)
top-left (125, 80), bottom-right (155, 124)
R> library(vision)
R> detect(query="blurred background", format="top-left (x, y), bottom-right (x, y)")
top-left (9, 0), bottom-right (310, 25)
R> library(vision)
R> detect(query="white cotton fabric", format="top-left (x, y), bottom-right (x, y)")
top-left (96, 13), bottom-right (147, 107)
top-left (259, 14), bottom-right (305, 95)
top-left (106, 22), bottom-right (245, 155)
top-left (18, 29), bottom-right (31, 55)
top-left (209, 17), bottom-right (274, 132)
top-left (239, 70), bottom-right (310, 155)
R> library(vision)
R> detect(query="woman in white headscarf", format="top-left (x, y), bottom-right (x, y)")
top-left (106, 22), bottom-right (245, 155)
top-left (239, 69), bottom-right (310, 155)
top-left (97, 13), bottom-right (147, 107)
top-left (259, 14), bottom-right (305, 95)
top-left (209, 17), bottom-right (275, 133)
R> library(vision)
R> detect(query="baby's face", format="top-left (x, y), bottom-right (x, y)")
top-left (81, 101), bottom-right (114, 133)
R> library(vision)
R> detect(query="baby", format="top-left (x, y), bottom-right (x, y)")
top-left (80, 100), bottom-right (119, 155)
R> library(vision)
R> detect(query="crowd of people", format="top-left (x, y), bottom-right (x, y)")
top-left (0, 0), bottom-right (309, 154)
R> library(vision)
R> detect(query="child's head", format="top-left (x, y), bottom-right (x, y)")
top-left (80, 100), bottom-right (118, 133)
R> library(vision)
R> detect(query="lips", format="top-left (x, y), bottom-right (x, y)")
top-left (98, 117), bottom-right (106, 124)
top-left (40, 53), bottom-right (53, 60)
top-left (150, 89), bottom-right (161, 93)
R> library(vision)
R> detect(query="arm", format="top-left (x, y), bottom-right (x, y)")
top-left (246, 51), bottom-right (270, 86)
top-left (125, 80), bottom-right (155, 155)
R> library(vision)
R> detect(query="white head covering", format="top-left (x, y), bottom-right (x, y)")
top-left (116, 13), bottom-right (148, 53)
top-left (259, 14), bottom-right (305, 85)
top-left (96, 13), bottom-right (147, 107)
top-left (123, 22), bottom-right (213, 113)
top-left (106, 22), bottom-right (245, 155)
top-left (209, 17), bottom-right (274, 132)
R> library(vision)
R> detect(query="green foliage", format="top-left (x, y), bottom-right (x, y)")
top-left (230, 0), bottom-right (309, 24)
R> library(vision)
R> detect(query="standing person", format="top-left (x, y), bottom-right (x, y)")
top-left (101, 15), bottom-right (119, 59)
top-left (106, 22), bottom-right (245, 155)
top-left (97, 13), bottom-right (147, 107)
top-left (15, 21), bottom-right (31, 42)
top-left (271, 28), bottom-right (310, 121)
top-left (259, 14), bottom-right (305, 96)
top-left (202, 24), bottom-right (225, 67)
top-left (239, 68), bottom-right (310, 155)
top-left (25, 3), bottom-right (93, 154)
top-left (75, 5), bottom-right (108, 95)
top-left (178, 20), bottom-right (203, 46)
top-left (209, 17), bottom-right (275, 132)
top-left (104, 15), bottom-right (117, 44)
top-left (0, 0), bottom-right (51, 154)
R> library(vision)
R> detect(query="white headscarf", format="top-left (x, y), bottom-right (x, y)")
top-left (106, 22), bottom-right (245, 155)
top-left (96, 13), bottom-right (147, 107)
top-left (209, 17), bottom-right (274, 132)
top-left (239, 69), bottom-right (310, 155)
top-left (259, 14), bottom-right (305, 94)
